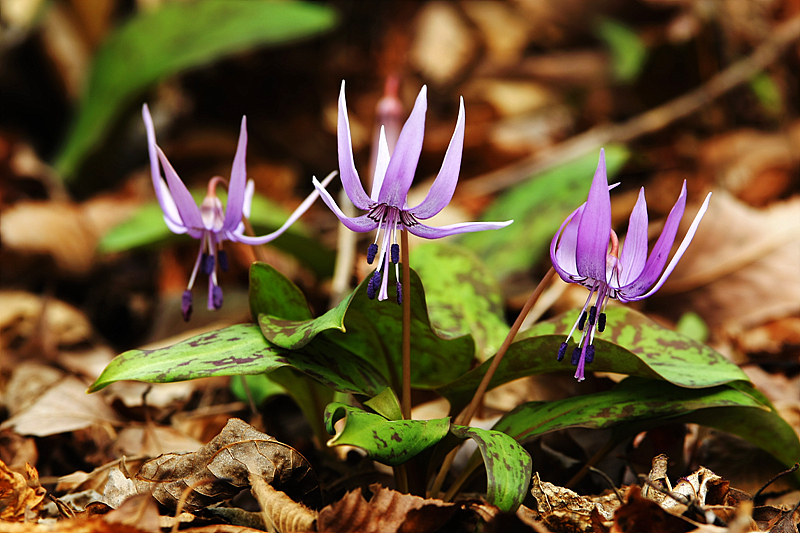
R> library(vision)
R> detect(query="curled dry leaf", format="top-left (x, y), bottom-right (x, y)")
top-left (317, 484), bottom-right (456, 533)
top-left (530, 472), bottom-right (621, 532)
top-left (0, 459), bottom-right (46, 522)
top-left (0, 291), bottom-right (93, 352)
top-left (133, 418), bottom-right (319, 512)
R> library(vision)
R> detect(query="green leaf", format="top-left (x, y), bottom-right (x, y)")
top-left (750, 71), bottom-right (783, 115)
top-left (324, 403), bottom-right (450, 466)
top-left (230, 374), bottom-right (287, 406)
top-left (249, 262), bottom-right (313, 322)
top-left (438, 307), bottom-right (750, 413)
top-left (88, 324), bottom-right (388, 396)
top-left (491, 378), bottom-right (800, 480)
top-left (450, 425), bottom-right (532, 512)
top-left (492, 377), bottom-right (767, 442)
top-left (56, 0), bottom-right (337, 181)
top-left (363, 387), bottom-right (403, 421)
top-left (413, 243), bottom-right (509, 360)
top-left (256, 266), bottom-right (475, 390)
top-left (459, 145), bottom-right (629, 280)
top-left (596, 17), bottom-right (648, 83)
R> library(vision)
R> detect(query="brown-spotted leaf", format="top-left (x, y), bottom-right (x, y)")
top-left (317, 484), bottom-right (456, 533)
top-left (134, 418), bottom-right (319, 512)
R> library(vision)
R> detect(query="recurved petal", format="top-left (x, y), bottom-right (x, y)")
top-left (242, 179), bottom-right (255, 220)
top-left (311, 173), bottom-right (378, 233)
top-left (620, 191), bottom-right (711, 301)
top-left (407, 218), bottom-right (512, 239)
top-left (550, 205), bottom-right (583, 281)
top-left (378, 86), bottom-right (428, 207)
top-left (142, 104), bottom-right (184, 228)
top-left (575, 149), bottom-right (611, 282)
top-left (338, 81), bottom-right (372, 210)
top-left (223, 116), bottom-right (249, 232)
top-left (618, 181), bottom-right (687, 298)
top-left (234, 171), bottom-right (341, 245)
top-left (409, 97), bottom-right (465, 220)
top-left (616, 188), bottom-right (649, 287)
top-left (156, 147), bottom-right (204, 230)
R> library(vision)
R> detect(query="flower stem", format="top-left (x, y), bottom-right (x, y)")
top-left (429, 268), bottom-right (556, 499)
top-left (401, 229), bottom-right (412, 421)
top-left (242, 218), bottom-right (270, 264)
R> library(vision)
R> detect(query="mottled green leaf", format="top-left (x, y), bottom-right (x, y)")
top-left (492, 378), bottom-right (800, 480)
top-left (249, 262), bottom-right (313, 322)
top-left (596, 17), bottom-right (648, 82)
top-left (450, 425), bottom-right (532, 513)
top-left (257, 267), bottom-right (475, 389)
top-left (492, 377), bottom-right (767, 442)
top-left (88, 324), bottom-right (387, 396)
top-left (57, 0), bottom-right (337, 181)
top-left (413, 243), bottom-right (509, 360)
top-left (459, 145), bottom-right (629, 279)
top-left (438, 307), bottom-right (749, 412)
top-left (324, 403), bottom-right (450, 466)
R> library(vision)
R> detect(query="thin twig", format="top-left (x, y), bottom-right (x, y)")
top-left (754, 463), bottom-right (799, 501)
top-left (588, 466), bottom-right (624, 505)
top-left (429, 268), bottom-right (556, 499)
top-left (461, 14), bottom-right (800, 199)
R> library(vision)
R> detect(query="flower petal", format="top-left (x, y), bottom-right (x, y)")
top-left (371, 126), bottom-right (390, 201)
top-left (409, 96), bottom-right (465, 220)
top-left (142, 104), bottom-right (185, 228)
top-left (550, 205), bottom-right (583, 281)
top-left (378, 86), bottom-right (427, 207)
top-left (222, 116), bottom-right (249, 232)
top-left (407, 218), bottom-right (512, 239)
top-left (338, 81), bottom-right (372, 210)
top-left (234, 171), bottom-right (343, 245)
top-left (242, 179), bottom-right (255, 220)
top-left (156, 147), bottom-right (204, 230)
top-left (617, 180), bottom-right (687, 297)
top-left (575, 149), bottom-right (611, 282)
top-left (616, 187), bottom-right (648, 286)
top-left (621, 191), bottom-right (711, 301)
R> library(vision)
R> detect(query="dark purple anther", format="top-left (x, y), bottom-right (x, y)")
top-left (367, 243), bottom-right (378, 264)
top-left (203, 253), bottom-right (215, 275)
top-left (598, 313), bottom-right (606, 332)
top-left (396, 281), bottom-right (402, 304)
top-left (218, 250), bottom-right (229, 272)
top-left (557, 342), bottom-right (568, 362)
top-left (181, 290), bottom-right (193, 322)
top-left (367, 271), bottom-right (382, 299)
top-left (578, 311), bottom-right (587, 331)
top-left (391, 243), bottom-right (400, 264)
top-left (571, 347), bottom-right (581, 365)
top-left (585, 345), bottom-right (595, 363)
top-left (212, 286), bottom-right (223, 310)
top-left (588, 305), bottom-right (597, 326)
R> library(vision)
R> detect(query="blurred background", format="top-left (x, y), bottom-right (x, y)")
top-left (1, 0), bottom-right (799, 493)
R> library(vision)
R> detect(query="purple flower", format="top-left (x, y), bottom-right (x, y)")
top-left (313, 82), bottom-right (512, 302)
top-left (143, 104), bottom-right (334, 321)
top-left (550, 149), bottom-right (711, 381)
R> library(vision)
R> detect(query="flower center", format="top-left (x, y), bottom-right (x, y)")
top-left (201, 176), bottom-right (227, 232)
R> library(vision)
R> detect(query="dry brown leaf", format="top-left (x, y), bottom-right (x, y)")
top-left (611, 487), bottom-right (696, 533)
top-left (461, 1), bottom-right (529, 65)
top-left (530, 472), bottom-right (621, 532)
top-left (3, 363), bottom-right (64, 417)
top-left (250, 475), bottom-right (317, 533)
top-left (0, 459), bottom-right (46, 521)
top-left (410, 2), bottom-right (477, 87)
top-left (0, 291), bottom-right (93, 352)
top-left (317, 484), bottom-right (456, 533)
top-left (663, 192), bottom-right (800, 334)
top-left (133, 418), bottom-right (318, 512)
top-left (103, 493), bottom-right (161, 533)
top-left (0, 376), bottom-right (120, 437)
top-left (112, 426), bottom-right (202, 458)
